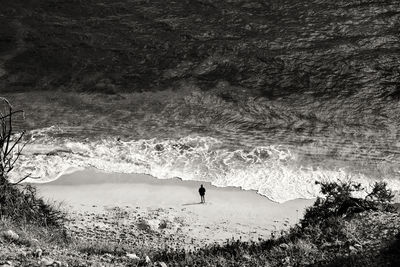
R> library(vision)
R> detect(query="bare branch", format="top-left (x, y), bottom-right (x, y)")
top-left (12, 173), bottom-right (40, 185)
top-left (2, 99), bottom-right (13, 164)
top-left (0, 97), bottom-right (12, 108)
top-left (4, 131), bottom-right (26, 158)
top-left (0, 97), bottom-right (30, 182)
top-left (0, 110), bottom-right (25, 121)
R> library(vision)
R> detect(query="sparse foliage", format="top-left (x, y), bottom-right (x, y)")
top-left (0, 97), bottom-right (29, 184)
top-left (0, 98), bottom-right (65, 227)
top-left (366, 181), bottom-right (394, 203)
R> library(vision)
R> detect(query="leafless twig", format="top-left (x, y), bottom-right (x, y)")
top-left (0, 97), bottom-right (35, 184)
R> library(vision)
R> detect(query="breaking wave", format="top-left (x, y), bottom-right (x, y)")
top-left (9, 127), bottom-right (400, 203)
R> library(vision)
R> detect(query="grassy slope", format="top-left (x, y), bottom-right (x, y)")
top-left (1, 209), bottom-right (399, 266)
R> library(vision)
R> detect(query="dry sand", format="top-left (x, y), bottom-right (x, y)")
top-left (36, 169), bottom-right (314, 249)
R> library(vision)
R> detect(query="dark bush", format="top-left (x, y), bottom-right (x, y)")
top-left (301, 180), bottom-right (396, 228)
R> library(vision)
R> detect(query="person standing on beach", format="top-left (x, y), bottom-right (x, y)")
top-left (199, 184), bottom-right (206, 203)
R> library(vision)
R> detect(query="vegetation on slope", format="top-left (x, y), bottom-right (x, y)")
top-left (0, 98), bottom-right (68, 266)
top-left (152, 181), bottom-right (400, 266)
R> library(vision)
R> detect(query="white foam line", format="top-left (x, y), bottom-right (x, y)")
top-left (8, 130), bottom-right (400, 203)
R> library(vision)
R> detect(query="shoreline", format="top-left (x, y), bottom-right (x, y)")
top-left (36, 169), bottom-right (314, 248)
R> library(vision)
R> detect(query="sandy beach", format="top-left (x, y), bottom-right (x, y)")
top-left (36, 169), bottom-right (313, 250)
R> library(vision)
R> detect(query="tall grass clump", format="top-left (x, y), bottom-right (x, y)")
top-left (0, 181), bottom-right (65, 227)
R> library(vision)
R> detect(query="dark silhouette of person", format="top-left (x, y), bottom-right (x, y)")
top-left (199, 184), bottom-right (206, 203)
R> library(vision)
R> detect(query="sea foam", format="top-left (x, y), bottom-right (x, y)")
top-left (9, 127), bottom-right (400, 203)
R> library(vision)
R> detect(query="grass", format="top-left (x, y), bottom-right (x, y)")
top-left (0, 217), bottom-right (69, 248)
top-left (149, 216), bottom-right (399, 266)
top-left (0, 178), bottom-right (66, 228)
top-left (76, 241), bottom-right (130, 256)
top-left (0, 172), bottom-right (70, 261)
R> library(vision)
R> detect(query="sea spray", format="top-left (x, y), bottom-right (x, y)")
top-left (10, 127), bottom-right (400, 203)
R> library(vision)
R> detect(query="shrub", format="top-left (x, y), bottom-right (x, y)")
top-left (366, 181), bottom-right (395, 203)
top-left (301, 180), bottom-right (396, 228)
top-left (301, 181), bottom-right (360, 227)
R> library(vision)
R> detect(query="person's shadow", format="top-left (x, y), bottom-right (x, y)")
top-left (182, 202), bottom-right (203, 206)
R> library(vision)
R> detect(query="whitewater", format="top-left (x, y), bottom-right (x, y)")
top-left (9, 126), bottom-right (400, 203)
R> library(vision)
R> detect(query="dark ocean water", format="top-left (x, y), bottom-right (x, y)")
top-left (5, 90), bottom-right (400, 202)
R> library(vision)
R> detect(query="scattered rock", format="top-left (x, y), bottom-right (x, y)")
top-left (39, 258), bottom-right (54, 266)
top-left (349, 245), bottom-right (357, 253)
top-left (321, 240), bottom-right (344, 249)
top-left (102, 253), bottom-right (113, 259)
top-left (2, 230), bottom-right (19, 241)
top-left (242, 254), bottom-right (251, 261)
top-left (126, 253), bottom-right (140, 260)
top-left (279, 243), bottom-right (290, 250)
top-left (18, 250), bottom-right (27, 258)
top-left (145, 255), bottom-right (151, 263)
top-left (282, 256), bottom-right (291, 264)
top-left (33, 248), bottom-right (43, 258)
top-left (158, 220), bottom-right (168, 229)
top-left (333, 240), bottom-right (343, 247)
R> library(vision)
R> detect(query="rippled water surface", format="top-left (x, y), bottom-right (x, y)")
top-left (4, 91), bottom-right (400, 202)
